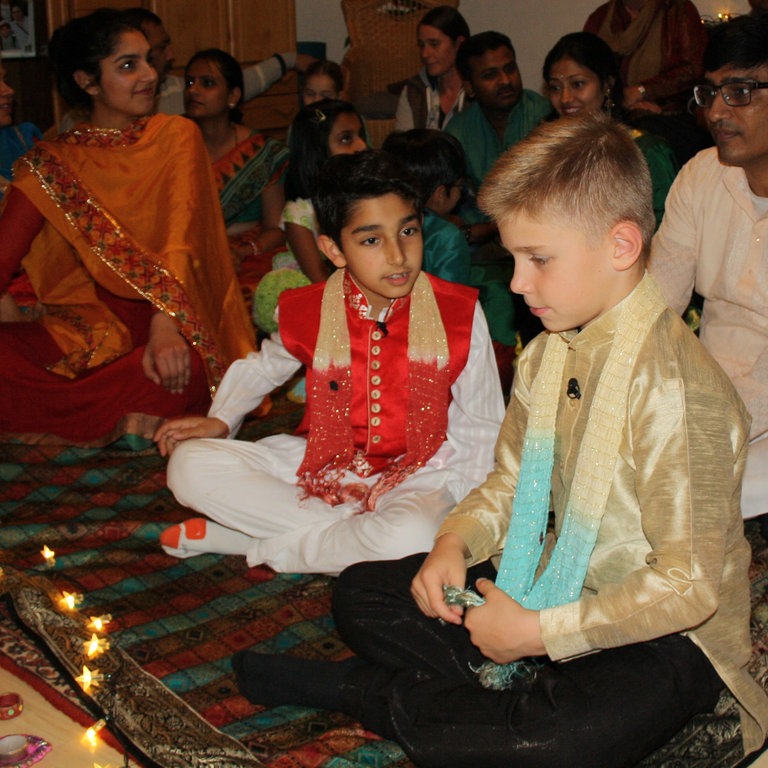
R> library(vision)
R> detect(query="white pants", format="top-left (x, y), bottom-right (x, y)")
top-left (742, 433), bottom-right (768, 519)
top-left (166, 435), bottom-right (459, 575)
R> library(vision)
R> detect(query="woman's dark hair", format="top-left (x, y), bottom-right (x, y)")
top-left (185, 48), bottom-right (245, 123)
top-left (313, 150), bottom-right (422, 244)
top-left (382, 128), bottom-right (466, 203)
top-left (286, 98), bottom-right (364, 201)
top-left (418, 5), bottom-right (470, 42)
top-left (303, 59), bottom-right (345, 94)
top-left (121, 7), bottom-right (163, 30)
top-left (542, 32), bottom-right (623, 116)
top-left (703, 12), bottom-right (768, 72)
top-left (49, 8), bottom-right (139, 108)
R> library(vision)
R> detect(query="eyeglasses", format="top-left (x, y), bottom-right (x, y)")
top-left (693, 80), bottom-right (768, 108)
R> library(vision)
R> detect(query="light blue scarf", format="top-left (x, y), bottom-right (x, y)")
top-left (447, 276), bottom-right (664, 689)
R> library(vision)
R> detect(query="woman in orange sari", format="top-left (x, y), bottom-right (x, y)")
top-left (0, 9), bottom-right (255, 445)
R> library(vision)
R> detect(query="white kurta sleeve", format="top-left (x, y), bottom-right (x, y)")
top-left (649, 158), bottom-right (701, 314)
top-left (208, 331), bottom-right (302, 436)
top-left (241, 52), bottom-right (296, 102)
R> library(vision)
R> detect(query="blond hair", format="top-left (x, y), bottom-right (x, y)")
top-left (478, 113), bottom-right (655, 250)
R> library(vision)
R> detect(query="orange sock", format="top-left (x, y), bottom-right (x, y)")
top-left (159, 518), bottom-right (207, 550)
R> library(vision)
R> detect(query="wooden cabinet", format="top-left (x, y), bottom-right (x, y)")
top-left (45, 0), bottom-right (298, 136)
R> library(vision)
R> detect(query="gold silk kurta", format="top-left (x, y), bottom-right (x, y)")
top-left (438, 274), bottom-right (768, 754)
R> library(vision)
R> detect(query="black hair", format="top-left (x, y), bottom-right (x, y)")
top-left (185, 48), bottom-right (244, 123)
top-left (381, 128), bottom-right (466, 204)
top-left (456, 30), bottom-right (515, 81)
top-left (303, 59), bottom-right (345, 95)
top-left (543, 32), bottom-right (623, 117)
top-left (120, 7), bottom-right (163, 30)
top-left (418, 6), bottom-right (470, 41)
top-left (312, 150), bottom-right (422, 243)
top-left (286, 98), bottom-right (364, 201)
top-left (49, 8), bottom-right (140, 109)
top-left (703, 12), bottom-right (768, 72)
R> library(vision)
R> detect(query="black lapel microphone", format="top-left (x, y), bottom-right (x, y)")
top-left (376, 320), bottom-right (389, 337)
top-left (567, 377), bottom-right (581, 400)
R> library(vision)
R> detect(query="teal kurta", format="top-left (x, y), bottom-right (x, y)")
top-left (631, 128), bottom-right (679, 229)
top-left (421, 209), bottom-right (471, 286)
top-left (1, 122), bottom-right (42, 200)
top-left (446, 91), bottom-right (551, 223)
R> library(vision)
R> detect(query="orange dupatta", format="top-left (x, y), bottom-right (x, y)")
top-left (12, 114), bottom-right (254, 387)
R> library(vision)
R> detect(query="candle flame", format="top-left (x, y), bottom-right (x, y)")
top-left (84, 633), bottom-right (110, 658)
top-left (88, 614), bottom-right (112, 632)
top-left (60, 590), bottom-right (83, 610)
top-left (83, 718), bottom-right (107, 747)
top-left (76, 665), bottom-right (102, 691)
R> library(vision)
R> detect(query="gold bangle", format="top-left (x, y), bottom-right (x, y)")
top-left (248, 240), bottom-right (260, 256)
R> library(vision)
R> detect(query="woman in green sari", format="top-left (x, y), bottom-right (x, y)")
top-left (543, 31), bottom-right (678, 229)
top-left (184, 48), bottom-right (289, 268)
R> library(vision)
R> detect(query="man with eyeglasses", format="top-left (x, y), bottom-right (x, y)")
top-left (651, 13), bottom-right (768, 524)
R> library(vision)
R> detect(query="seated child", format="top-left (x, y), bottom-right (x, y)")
top-left (381, 129), bottom-right (471, 286)
top-left (232, 116), bottom-right (768, 765)
top-left (272, 99), bottom-right (368, 285)
top-left (154, 150), bottom-right (504, 576)
top-left (255, 99), bottom-right (369, 403)
top-left (300, 59), bottom-right (346, 106)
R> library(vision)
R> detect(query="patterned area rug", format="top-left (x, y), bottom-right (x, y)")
top-left (0, 392), bottom-right (766, 767)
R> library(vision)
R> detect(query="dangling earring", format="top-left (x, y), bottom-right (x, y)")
top-left (603, 88), bottom-right (614, 117)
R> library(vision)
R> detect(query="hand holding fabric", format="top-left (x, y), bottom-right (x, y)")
top-left (464, 578), bottom-right (545, 663)
top-left (411, 532), bottom-right (468, 624)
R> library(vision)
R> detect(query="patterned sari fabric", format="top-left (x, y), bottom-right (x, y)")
top-left (214, 130), bottom-right (289, 228)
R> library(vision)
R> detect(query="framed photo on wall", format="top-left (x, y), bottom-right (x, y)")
top-left (1, 2), bottom-right (35, 58)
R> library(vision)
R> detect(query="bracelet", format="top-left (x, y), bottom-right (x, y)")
top-left (0, 692), bottom-right (22, 720)
top-left (637, 84), bottom-right (647, 99)
top-left (273, 52), bottom-right (287, 77)
top-left (459, 224), bottom-right (472, 243)
top-left (248, 239), bottom-right (260, 257)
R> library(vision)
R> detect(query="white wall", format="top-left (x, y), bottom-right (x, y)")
top-left (296, 0), bottom-right (751, 95)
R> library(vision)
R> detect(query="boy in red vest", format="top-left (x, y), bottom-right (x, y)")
top-left (154, 150), bottom-right (504, 575)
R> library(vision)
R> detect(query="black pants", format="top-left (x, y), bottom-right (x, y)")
top-left (332, 554), bottom-right (723, 768)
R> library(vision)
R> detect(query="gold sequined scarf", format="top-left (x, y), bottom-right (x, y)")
top-left (297, 269), bottom-right (451, 512)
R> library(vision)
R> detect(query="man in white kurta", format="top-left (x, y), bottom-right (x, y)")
top-left (650, 13), bottom-right (768, 519)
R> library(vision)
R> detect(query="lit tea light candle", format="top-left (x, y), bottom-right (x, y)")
top-left (83, 718), bottom-right (107, 748)
top-left (76, 665), bottom-right (104, 692)
top-left (88, 614), bottom-right (112, 632)
top-left (60, 591), bottom-right (84, 610)
top-left (84, 633), bottom-right (110, 658)
top-left (41, 545), bottom-right (56, 566)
